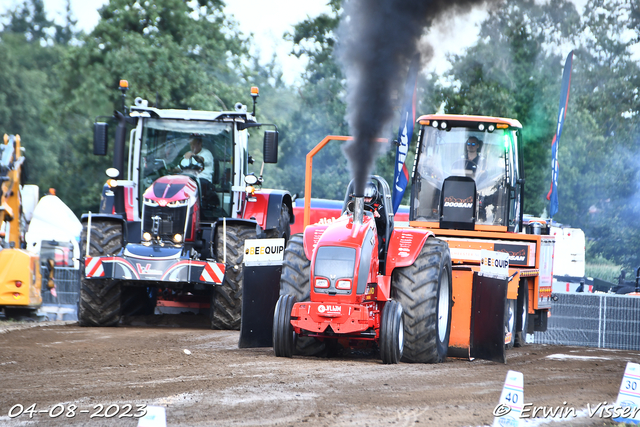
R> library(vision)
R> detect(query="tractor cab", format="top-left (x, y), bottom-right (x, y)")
top-left (140, 119), bottom-right (235, 221)
top-left (412, 115), bottom-right (523, 232)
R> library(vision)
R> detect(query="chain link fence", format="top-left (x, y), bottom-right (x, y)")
top-left (534, 293), bottom-right (640, 350)
top-left (40, 267), bottom-right (81, 321)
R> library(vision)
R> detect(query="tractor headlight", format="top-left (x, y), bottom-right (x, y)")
top-left (167, 200), bottom-right (188, 207)
top-left (144, 198), bottom-right (159, 207)
top-left (315, 277), bottom-right (329, 288)
top-left (173, 234), bottom-right (183, 243)
top-left (245, 186), bottom-right (255, 196)
top-left (245, 174), bottom-right (259, 185)
top-left (335, 279), bottom-right (352, 290)
top-left (142, 232), bottom-right (152, 241)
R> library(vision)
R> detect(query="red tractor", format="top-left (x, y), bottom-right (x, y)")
top-left (80, 84), bottom-right (293, 329)
top-left (273, 175), bottom-right (452, 363)
top-left (272, 117), bottom-right (555, 364)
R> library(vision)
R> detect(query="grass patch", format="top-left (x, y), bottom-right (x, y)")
top-left (585, 263), bottom-right (621, 284)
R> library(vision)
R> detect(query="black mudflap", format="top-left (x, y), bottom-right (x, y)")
top-left (470, 272), bottom-right (507, 363)
top-left (238, 265), bottom-right (281, 348)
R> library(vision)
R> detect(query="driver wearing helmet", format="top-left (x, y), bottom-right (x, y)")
top-left (363, 180), bottom-right (388, 256)
top-left (363, 181), bottom-right (381, 218)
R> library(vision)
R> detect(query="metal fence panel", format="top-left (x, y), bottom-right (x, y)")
top-left (534, 293), bottom-right (640, 350)
top-left (41, 267), bottom-right (81, 305)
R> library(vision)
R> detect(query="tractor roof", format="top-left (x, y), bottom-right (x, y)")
top-left (129, 104), bottom-right (257, 123)
top-left (417, 114), bottom-right (522, 129)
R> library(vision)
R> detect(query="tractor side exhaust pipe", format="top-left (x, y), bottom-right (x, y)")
top-left (353, 196), bottom-right (364, 227)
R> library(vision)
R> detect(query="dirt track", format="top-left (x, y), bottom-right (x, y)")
top-left (0, 317), bottom-right (638, 427)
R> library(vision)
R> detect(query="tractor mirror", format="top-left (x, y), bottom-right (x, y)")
top-left (93, 122), bottom-right (109, 156)
top-left (263, 130), bottom-right (279, 164)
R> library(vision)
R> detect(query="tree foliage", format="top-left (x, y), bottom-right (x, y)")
top-left (437, 0), bottom-right (640, 268)
top-left (1, 0), bottom-right (639, 268)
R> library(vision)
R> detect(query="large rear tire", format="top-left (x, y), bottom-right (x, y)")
top-left (78, 219), bottom-right (124, 327)
top-left (391, 237), bottom-right (452, 363)
top-left (379, 300), bottom-right (404, 364)
top-left (515, 279), bottom-right (529, 347)
top-left (266, 204), bottom-right (291, 243)
top-left (273, 294), bottom-right (296, 357)
top-left (211, 224), bottom-right (256, 330)
top-left (279, 233), bottom-right (326, 356)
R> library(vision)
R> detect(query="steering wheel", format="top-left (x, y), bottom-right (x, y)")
top-left (179, 156), bottom-right (204, 171)
top-left (345, 199), bottom-right (355, 215)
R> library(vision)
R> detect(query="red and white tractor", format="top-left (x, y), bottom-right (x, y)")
top-left (80, 84), bottom-right (293, 329)
top-left (273, 175), bottom-right (452, 363)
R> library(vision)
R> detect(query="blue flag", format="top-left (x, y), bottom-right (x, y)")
top-left (547, 51), bottom-right (573, 218)
top-left (392, 56), bottom-right (420, 213)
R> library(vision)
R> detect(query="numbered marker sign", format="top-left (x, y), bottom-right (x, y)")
top-left (493, 370), bottom-right (523, 427)
top-left (614, 362), bottom-right (640, 424)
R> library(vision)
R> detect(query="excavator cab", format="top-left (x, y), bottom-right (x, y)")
top-left (412, 116), bottom-right (523, 232)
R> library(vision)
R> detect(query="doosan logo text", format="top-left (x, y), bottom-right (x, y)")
top-left (444, 201), bottom-right (473, 208)
top-left (443, 196), bottom-right (473, 209)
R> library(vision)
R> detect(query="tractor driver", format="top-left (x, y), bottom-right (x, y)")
top-left (364, 181), bottom-right (382, 219)
top-left (363, 181), bottom-right (388, 255)
top-left (183, 135), bottom-right (214, 182)
top-left (453, 136), bottom-right (485, 177)
top-left (181, 135), bottom-right (215, 196)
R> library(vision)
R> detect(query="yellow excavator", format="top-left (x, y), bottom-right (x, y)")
top-left (0, 134), bottom-right (44, 318)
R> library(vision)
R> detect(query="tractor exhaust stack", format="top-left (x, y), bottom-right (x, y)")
top-left (353, 196), bottom-right (364, 227)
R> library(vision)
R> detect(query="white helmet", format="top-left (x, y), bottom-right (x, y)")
top-left (364, 181), bottom-right (378, 201)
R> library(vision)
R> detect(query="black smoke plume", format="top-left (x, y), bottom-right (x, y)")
top-left (337, 0), bottom-right (488, 196)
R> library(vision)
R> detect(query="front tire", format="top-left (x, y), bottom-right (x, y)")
top-left (211, 224), bottom-right (257, 330)
top-left (279, 234), bottom-right (325, 356)
top-left (392, 237), bottom-right (452, 363)
top-left (273, 294), bottom-right (296, 357)
top-left (379, 300), bottom-right (404, 364)
top-left (78, 219), bottom-right (124, 327)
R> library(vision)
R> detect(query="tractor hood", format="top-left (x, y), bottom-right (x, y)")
top-left (141, 174), bottom-right (200, 243)
top-left (307, 214), bottom-right (379, 300)
top-left (143, 175), bottom-right (198, 204)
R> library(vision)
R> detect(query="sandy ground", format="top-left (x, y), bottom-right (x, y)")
top-left (0, 316), bottom-right (638, 427)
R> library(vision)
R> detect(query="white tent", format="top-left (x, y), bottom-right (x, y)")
top-left (25, 194), bottom-right (82, 269)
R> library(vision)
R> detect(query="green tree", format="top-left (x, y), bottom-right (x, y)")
top-left (265, 0), bottom-right (351, 201)
top-left (0, 0), bottom-right (77, 199)
top-left (565, 0), bottom-right (640, 268)
top-left (439, 0), bottom-right (581, 216)
top-left (269, 0), bottom-right (426, 204)
top-left (437, 0), bottom-right (640, 268)
top-left (47, 0), bottom-right (252, 215)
